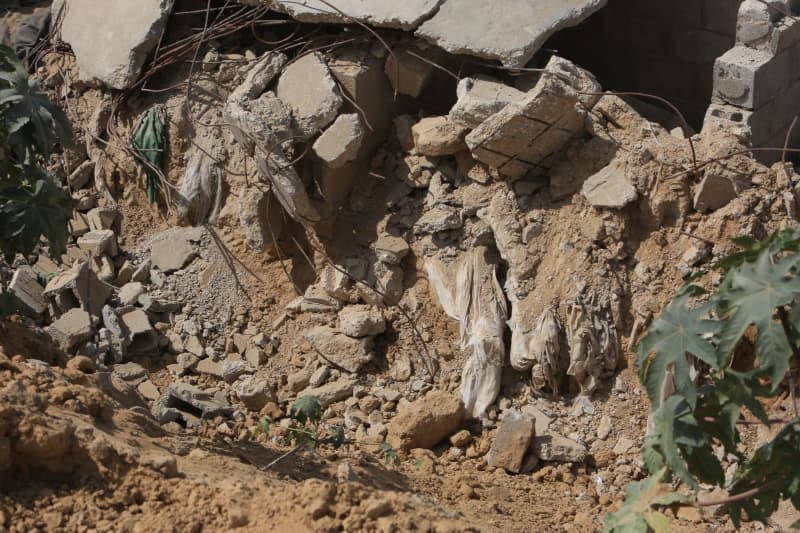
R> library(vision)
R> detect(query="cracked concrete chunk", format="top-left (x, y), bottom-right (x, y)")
top-left (465, 56), bottom-right (601, 178)
top-left (416, 0), bottom-right (607, 68)
top-left (414, 204), bottom-right (462, 234)
top-left (581, 164), bottom-right (638, 209)
top-left (276, 52), bottom-right (342, 139)
top-left (238, 186), bottom-right (283, 253)
top-left (385, 48), bottom-right (435, 98)
top-left (271, 0), bottom-right (443, 30)
top-left (449, 75), bottom-right (526, 129)
top-left (120, 308), bottom-right (159, 356)
top-left (44, 261), bottom-right (113, 317)
top-left (694, 174), bottom-right (738, 212)
top-left (313, 113), bottom-right (366, 168)
top-left (304, 325), bottom-right (374, 373)
top-left (372, 235), bottom-right (409, 265)
top-left (77, 229), bottom-right (118, 257)
top-left (301, 376), bottom-right (357, 407)
top-left (58, 0), bottom-right (175, 89)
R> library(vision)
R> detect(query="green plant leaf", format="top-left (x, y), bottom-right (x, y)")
top-left (715, 252), bottom-right (800, 386)
top-left (604, 467), bottom-right (687, 533)
top-left (636, 293), bottom-right (719, 409)
top-left (289, 395), bottom-right (323, 425)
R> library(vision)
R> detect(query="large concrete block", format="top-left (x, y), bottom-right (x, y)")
top-left (465, 56), bottom-right (600, 178)
top-left (58, 0), bottom-right (174, 89)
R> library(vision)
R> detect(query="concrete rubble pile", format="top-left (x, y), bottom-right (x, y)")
top-left (3, 0), bottom-right (799, 474)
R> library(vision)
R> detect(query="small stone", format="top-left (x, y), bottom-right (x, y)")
top-left (185, 336), bottom-right (204, 357)
top-left (365, 499), bottom-right (392, 519)
top-left (196, 359), bottom-right (222, 379)
top-left (112, 362), bottom-right (147, 383)
top-left (47, 308), bottom-right (93, 351)
top-left (449, 75), bottom-right (525, 128)
top-left (521, 404), bottom-right (553, 435)
top-left (137, 380), bottom-right (160, 401)
top-left (120, 308), bottom-right (158, 355)
top-left (86, 207), bottom-right (117, 231)
top-left (613, 436), bottom-right (635, 456)
top-left (414, 204), bottom-right (462, 234)
top-left (372, 235), bottom-right (409, 265)
top-left (411, 116), bottom-right (468, 157)
top-left (581, 163), bottom-right (638, 209)
top-left (301, 376), bottom-right (357, 407)
top-left (597, 416), bottom-right (612, 441)
top-left (77, 229), bottom-right (118, 257)
top-left (387, 390), bottom-right (464, 452)
top-left (694, 174), bottom-right (738, 212)
top-left (450, 429), bottom-right (472, 448)
top-left (234, 375), bottom-right (274, 411)
top-left (150, 231), bottom-right (196, 273)
top-left (385, 48), bottom-right (434, 98)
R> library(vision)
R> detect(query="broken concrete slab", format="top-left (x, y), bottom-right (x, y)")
top-left (271, 0), bottom-right (442, 30)
top-left (465, 56), bottom-right (601, 178)
top-left (416, 0), bottom-right (607, 68)
top-left (339, 305), bottom-right (386, 338)
top-left (387, 390), bottom-right (464, 452)
top-left (412, 116), bottom-right (468, 157)
top-left (275, 52), bottom-right (343, 139)
top-left (487, 409), bottom-right (535, 473)
top-left (58, 0), bottom-right (175, 89)
top-left (313, 113), bottom-right (365, 168)
top-left (47, 308), bottom-right (93, 351)
top-left (44, 261), bottom-right (113, 317)
top-left (449, 75), bottom-right (526, 129)
top-left (9, 266), bottom-right (47, 314)
top-left (304, 325), bottom-right (374, 372)
top-left (150, 228), bottom-right (198, 272)
top-left (581, 163), bottom-right (638, 209)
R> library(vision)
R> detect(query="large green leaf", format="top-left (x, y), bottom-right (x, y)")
top-left (636, 293), bottom-right (719, 409)
top-left (715, 252), bottom-right (800, 386)
top-left (289, 395), bottom-right (322, 425)
top-left (604, 467), bottom-right (689, 533)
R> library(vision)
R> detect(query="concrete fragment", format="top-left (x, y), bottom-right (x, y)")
top-left (465, 56), bottom-right (601, 178)
top-left (153, 382), bottom-right (232, 425)
top-left (300, 376), bottom-right (357, 407)
top-left (412, 116), bottom-right (468, 157)
top-left (137, 380), bottom-right (160, 401)
top-left (233, 375), bottom-right (275, 411)
top-left (581, 163), bottom-right (638, 209)
top-left (487, 409), bottom-right (535, 473)
top-left (532, 433), bottom-right (587, 463)
top-left (271, 0), bottom-right (441, 30)
top-left (339, 305), bottom-right (386, 338)
top-left (118, 282), bottom-right (145, 306)
top-left (150, 228), bottom-right (197, 272)
top-left (387, 390), bottom-right (464, 452)
top-left (69, 212), bottom-right (89, 238)
top-left (416, 0), bottom-right (607, 68)
top-left (119, 308), bottom-right (158, 355)
top-left (372, 235), bottom-right (409, 265)
top-left (85, 207), bottom-right (117, 231)
top-left (385, 48), bottom-right (435, 97)
top-left (112, 362), bottom-right (147, 384)
top-left (77, 229), bottom-right (118, 257)
top-left (177, 147), bottom-right (222, 226)
top-left (449, 75), bottom-right (525, 129)
top-left (693, 174), bottom-right (738, 212)
top-left (59, 0), bottom-right (175, 89)
top-left (228, 52), bottom-right (288, 102)
top-left (196, 359), bottom-right (222, 379)
top-left (414, 204), bottom-right (462, 234)
top-left (238, 186), bottom-right (283, 253)
top-left (736, 0), bottom-right (772, 45)
top-left (304, 326), bottom-right (373, 373)
top-left (313, 113), bottom-right (365, 168)
top-left (220, 360), bottom-right (250, 384)
top-left (44, 261), bottom-right (113, 317)
top-left (9, 266), bottom-right (47, 314)
top-left (276, 52), bottom-right (342, 139)
top-left (47, 308), bottom-right (93, 351)
top-left (521, 404), bottom-right (553, 435)
top-left (68, 159), bottom-right (94, 189)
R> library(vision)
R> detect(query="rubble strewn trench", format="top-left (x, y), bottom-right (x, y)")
top-left (2, 0), bottom-right (800, 530)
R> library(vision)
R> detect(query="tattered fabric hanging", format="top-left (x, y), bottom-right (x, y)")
top-left (426, 247), bottom-right (507, 418)
top-left (133, 105), bottom-right (166, 204)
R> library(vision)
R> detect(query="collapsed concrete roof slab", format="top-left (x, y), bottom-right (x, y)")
top-left (270, 0), bottom-right (444, 30)
top-left (415, 0), bottom-right (608, 67)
